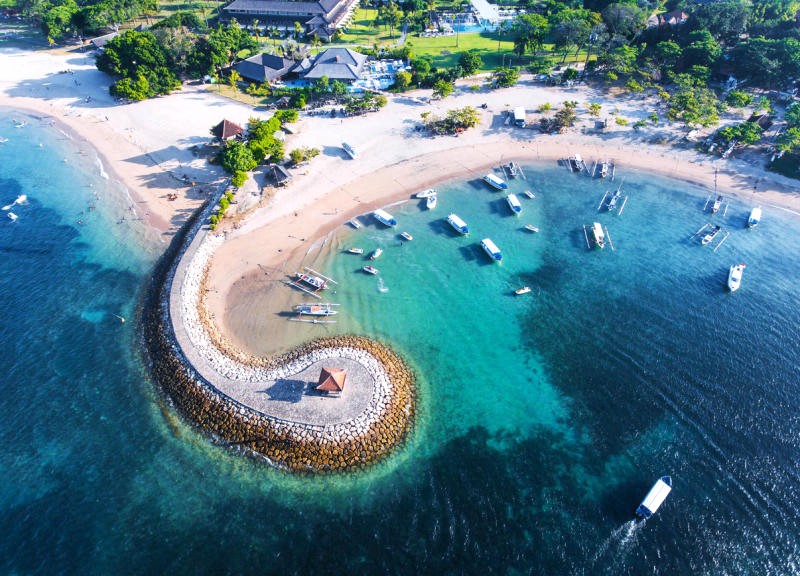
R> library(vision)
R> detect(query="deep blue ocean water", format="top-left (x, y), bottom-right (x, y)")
top-left (3, 107), bottom-right (800, 575)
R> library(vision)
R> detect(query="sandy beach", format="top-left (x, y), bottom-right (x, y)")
top-left (3, 43), bottom-right (800, 354)
top-left (0, 44), bottom-right (267, 236)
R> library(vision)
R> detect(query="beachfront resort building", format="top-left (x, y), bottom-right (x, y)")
top-left (221, 0), bottom-right (358, 40)
top-left (234, 52), bottom-right (311, 83)
top-left (234, 47), bottom-right (369, 85)
top-left (302, 47), bottom-right (367, 82)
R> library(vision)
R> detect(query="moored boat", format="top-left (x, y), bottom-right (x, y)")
top-left (341, 141), bottom-right (357, 159)
top-left (523, 190), bottom-right (536, 199)
top-left (296, 272), bottom-right (328, 290)
top-left (524, 224), bottom-right (539, 233)
top-left (426, 193), bottom-right (437, 210)
top-left (447, 213), bottom-right (469, 235)
top-left (506, 193), bottom-right (522, 215)
top-left (370, 247), bottom-right (383, 260)
top-left (401, 232), bottom-right (413, 241)
top-left (483, 173), bottom-right (508, 190)
top-left (599, 161), bottom-right (610, 178)
top-left (348, 218), bottom-right (362, 229)
top-left (711, 194), bottom-right (723, 213)
top-left (362, 265), bottom-right (379, 275)
top-left (747, 206), bottom-right (761, 228)
top-left (480, 238), bottom-right (502, 262)
top-left (636, 476), bottom-right (673, 519)
top-left (727, 263), bottom-right (745, 291)
top-left (515, 286), bottom-right (531, 295)
top-left (373, 209), bottom-right (397, 227)
top-left (416, 188), bottom-right (436, 198)
top-left (295, 303), bottom-right (338, 316)
top-left (569, 154), bottom-right (586, 173)
top-left (346, 247), bottom-right (364, 254)
top-left (592, 222), bottom-right (605, 249)
top-left (7, 212), bottom-right (17, 222)
top-left (701, 224), bottom-right (721, 245)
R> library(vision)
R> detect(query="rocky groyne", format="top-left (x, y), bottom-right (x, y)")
top-left (142, 200), bottom-right (416, 473)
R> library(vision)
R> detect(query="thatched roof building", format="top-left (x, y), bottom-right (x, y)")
top-left (316, 367), bottom-right (347, 394)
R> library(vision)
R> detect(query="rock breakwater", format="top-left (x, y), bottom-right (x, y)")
top-left (142, 201), bottom-right (416, 473)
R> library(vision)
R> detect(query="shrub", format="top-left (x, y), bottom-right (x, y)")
top-left (231, 171), bottom-right (247, 187)
top-left (615, 117), bottom-right (628, 126)
top-left (726, 90), bottom-right (752, 107)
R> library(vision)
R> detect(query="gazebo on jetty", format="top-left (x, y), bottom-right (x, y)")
top-left (316, 367), bottom-right (347, 396)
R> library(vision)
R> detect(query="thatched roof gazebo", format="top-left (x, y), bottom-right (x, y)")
top-left (316, 367), bottom-right (347, 395)
top-left (211, 119), bottom-right (244, 141)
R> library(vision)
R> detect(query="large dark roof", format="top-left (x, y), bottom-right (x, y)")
top-left (224, 0), bottom-right (341, 16)
top-left (303, 47), bottom-right (367, 81)
top-left (211, 119), bottom-right (245, 140)
top-left (235, 52), bottom-right (297, 82)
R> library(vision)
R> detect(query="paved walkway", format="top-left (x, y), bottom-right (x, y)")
top-left (168, 212), bottom-right (383, 428)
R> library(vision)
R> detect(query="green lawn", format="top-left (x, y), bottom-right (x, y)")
top-left (406, 31), bottom-right (519, 72)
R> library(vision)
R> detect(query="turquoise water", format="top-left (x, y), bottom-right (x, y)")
top-left (3, 106), bottom-right (800, 574)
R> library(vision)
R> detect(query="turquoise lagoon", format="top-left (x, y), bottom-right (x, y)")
top-left (2, 108), bottom-right (800, 574)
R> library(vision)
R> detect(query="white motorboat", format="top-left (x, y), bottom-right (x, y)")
top-left (480, 238), bottom-right (502, 262)
top-left (747, 207), bottom-right (761, 228)
top-left (415, 188), bottom-right (436, 198)
top-left (341, 141), bottom-right (357, 159)
top-left (348, 218), bottom-right (362, 229)
top-left (370, 248), bottom-right (383, 260)
top-left (401, 232), bottom-right (413, 241)
top-left (483, 173), bottom-right (508, 190)
top-left (346, 247), bottom-right (364, 254)
top-left (523, 190), bottom-right (536, 199)
top-left (373, 209), bottom-right (397, 227)
top-left (426, 194), bottom-right (437, 210)
top-left (524, 224), bottom-right (539, 233)
top-left (295, 303), bottom-right (338, 316)
top-left (7, 212), bottom-right (17, 222)
top-left (506, 194), bottom-right (522, 215)
top-left (362, 265), bottom-right (379, 275)
top-left (515, 286), bottom-right (531, 295)
top-left (711, 195), bottom-right (723, 213)
top-left (636, 476), bottom-right (673, 519)
top-left (447, 213), bottom-right (469, 235)
top-left (592, 222), bottom-right (605, 249)
top-left (727, 263), bottom-right (745, 292)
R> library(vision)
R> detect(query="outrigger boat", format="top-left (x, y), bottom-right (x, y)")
top-left (415, 188), bottom-right (436, 198)
top-left (426, 193), bottom-right (437, 210)
top-left (599, 161), bottom-right (611, 179)
top-left (728, 263), bottom-right (745, 292)
top-left (711, 195), bottom-right (723, 213)
top-left (370, 248), bottom-right (383, 260)
top-left (295, 303), bottom-right (339, 316)
top-left (747, 207), bottom-right (762, 228)
top-left (480, 238), bottom-right (503, 262)
top-left (400, 232), bottom-right (413, 241)
top-left (341, 141), bottom-right (357, 159)
top-left (592, 222), bottom-right (605, 249)
top-left (636, 476), bottom-right (673, 519)
top-left (483, 173), bottom-right (508, 191)
top-left (346, 247), bottom-right (364, 254)
top-left (506, 194), bottom-right (522, 215)
top-left (569, 154), bottom-right (586, 173)
top-left (362, 265), bottom-right (379, 275)
top-left (514, 286), bottom-right (531, 295)
top-left (701, 225), bottom-right (721, 245)
top-left (447, 213), bottom-right (469, 235)
top-left (296, 272), bottom-right (329, 290)
top-left (373, 209), bottom-right (397, 227)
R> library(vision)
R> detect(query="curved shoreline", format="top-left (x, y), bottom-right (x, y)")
top-left (143, 192), bottom-right (416, 473)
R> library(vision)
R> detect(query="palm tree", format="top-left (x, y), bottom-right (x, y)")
top-left (252, 19), bottom-right (260, 40)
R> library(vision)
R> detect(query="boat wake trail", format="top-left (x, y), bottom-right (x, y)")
top-left (590, 520), bottom-right (643, 568)
top-left (377, 278), bottom-right (389, 293)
